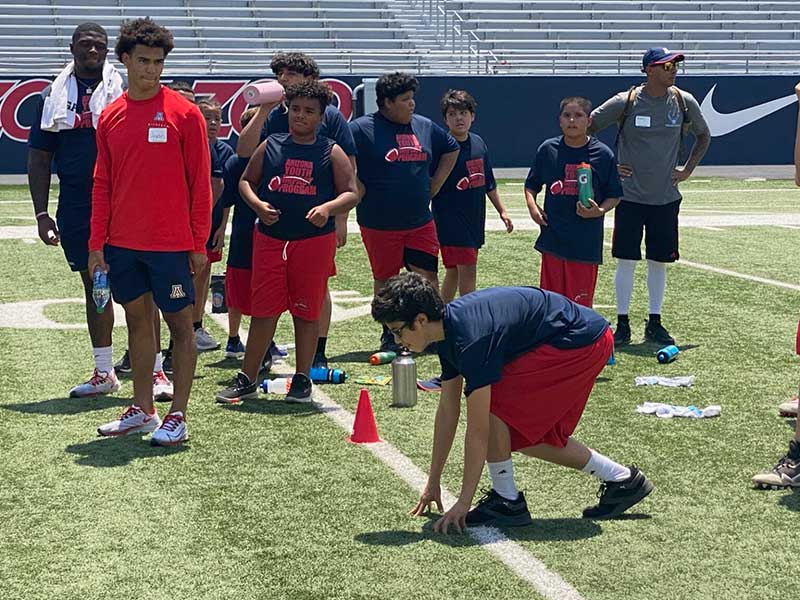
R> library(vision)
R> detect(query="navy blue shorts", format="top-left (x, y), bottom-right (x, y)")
top-left (104, 245), bottom-right (194, 312)
top-left (59, 225), bottom-right (90, 272)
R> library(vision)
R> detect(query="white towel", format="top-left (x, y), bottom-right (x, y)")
top-left (40, 60), bottom-right (124, 132)
top-left (635, 402), bottom-right (721, 419)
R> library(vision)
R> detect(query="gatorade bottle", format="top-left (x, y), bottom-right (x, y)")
top-left (92, 268), bottom-right (110, 314)
top-left (576, 162), bottom-right (593, 208)
top-left (310, 367), bottom-right (347, 384)
top-left (260, 377), bottom-right (292, 394)
top-left (369, 351), bottom-right (396, 365)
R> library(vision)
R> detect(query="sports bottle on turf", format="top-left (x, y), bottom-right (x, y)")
top-left (656, 345), bottom-right (680, 364)
top-left (92, 268), bottom-right (110, 314)
top-left (210, 274), bottom-right (227, 314)
top-left (260, 377), bottom-right (292, 393)
top-left (241, 81), bottom-right (285, 105)
top-left (369, 351), bottom-right (396, 365)
top-left (576, 162), bottom-right (593, 208)
top-left (391, 351), bottom-right (417, 407)
top-left (310, 367), bottom-right (347, 384)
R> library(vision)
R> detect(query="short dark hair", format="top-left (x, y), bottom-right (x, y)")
top-left (72, 22), bottom-right (107, 45)
top-left (196, 97), bottom-right (222, 110)
top-left (559, 96), bottom-right (592, 115)
top-left (240, 106), bottom-right (259, 128)
top-left (285, 80), bottom-right (333, 114)
top-left (270, 52), bottom-right (320, 79)
top-left (371, 272), bottom-right (445, 327)
top-left (115, 18), bottom-right (175, 62)
top-left (440, 89), bottom-right (477, 117)
top-left (167, 80), bottom-right (194, 97)
top-left (375, 72), bottom-right (418, 108)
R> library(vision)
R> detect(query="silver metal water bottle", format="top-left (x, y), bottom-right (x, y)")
top-left (391, 351), bottom-right (417, 407)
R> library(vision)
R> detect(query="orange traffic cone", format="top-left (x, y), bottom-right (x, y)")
top-left (349, 388), bottom-right (381, 443)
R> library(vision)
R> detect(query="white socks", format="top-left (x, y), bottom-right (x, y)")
top-left (153, 351), bottom-right (163, 373)
top-left (646, 259), bottom-right (667, 315)
top-left (488, 458), bottom-right (519, 500)
top-left (614, 259), bottom-right (637, 315)
top-left (581, 449), bottom-right (631, 483)
top-left (93, 346), bottom-right (113, 374)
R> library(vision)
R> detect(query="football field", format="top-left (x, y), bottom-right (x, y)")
top-left (1, 178), bottom-right (799, 600)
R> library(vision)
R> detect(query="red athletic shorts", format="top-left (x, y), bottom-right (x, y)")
top-left (206, 248), bottom-right (223, 264)
top-left (441, 246), bottom-right (478, 269)
top-left (251, 230), bottom-right (336, 320)
top-left (539, 252), bottom-right (599, 308)
top-left (490, 327), bottom-right (613, 451)
top-left (225, 266), bottom-right (252, 315)
top-left (360, 220), bottom-right (439, 280)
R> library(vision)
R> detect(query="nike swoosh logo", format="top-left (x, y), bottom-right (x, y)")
top-left (701, 84), bottom-right (797, 137)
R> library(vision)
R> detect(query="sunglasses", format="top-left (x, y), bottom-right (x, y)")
top-left (658, 61), bottom-right (682, 72)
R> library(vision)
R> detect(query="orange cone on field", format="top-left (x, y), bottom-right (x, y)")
top-left (349, 388), bottom-right (381, 443)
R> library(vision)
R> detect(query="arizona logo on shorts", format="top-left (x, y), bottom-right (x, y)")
top-left (170, 284), bottom-right (186, 299)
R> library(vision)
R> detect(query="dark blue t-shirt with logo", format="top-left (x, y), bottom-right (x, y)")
top-left (431, 132), bottom-right (496, 248)
top-left (525, 136), bottom-right (622, 264)
top-left (438, 286), bottom-right (609, 395)
top-left (28, 80), bottom-right (98, 234)
top-left (260, 104), bottom-right (357, 156)
top-left (222, 154), bottom-right (256, 269)
top-left (258, 133), bottom-right (336, 241)
top-left (207, 139), bottom-right (235, 248)
top-left (349, 111), bottom-right (460, 230)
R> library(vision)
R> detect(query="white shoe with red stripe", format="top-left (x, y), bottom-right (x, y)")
top-left (69, 369), bottom-right (121, 398)
top-left (150, 411), bottom-right (188, 446)
top-left (153, 370), bottom-right (174, 402)
top-left (97, 405), bottom-right (160, 437)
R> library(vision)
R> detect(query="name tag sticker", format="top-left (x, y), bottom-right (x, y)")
top-left (635, 115), bottom-right (651, 128)
top-left (148, 127), bottom-right (167, 143)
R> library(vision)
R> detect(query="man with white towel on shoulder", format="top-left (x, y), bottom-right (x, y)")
top-left (27, 22), bottom-right (125, 398)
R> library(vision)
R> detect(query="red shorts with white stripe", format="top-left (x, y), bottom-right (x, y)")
top-left (539, 252), bottom-right (599, 308)
top-left (225, 266), bottom-right (252, 315)
top-left (441, 245), bottom-right (478, 269)
top-left (251, 230), bottom-right (336, 320)
top-left (206, 248), bottom-right (223, 264)
top-left (490, 328), bottom-right (613, 451)
top-left (360, 220), bottom-right (439, 280)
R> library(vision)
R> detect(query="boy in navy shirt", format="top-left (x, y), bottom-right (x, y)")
top-left (216, 81), bottom-right (359, 405)
top-left (525, 97), bottom-right (622, 307)
top-left (350, 72), bottom-right (460, 351)
top-left (433, 89), bottom-right (513, 303)
top-left (373, 272), bottom-right (653, 532)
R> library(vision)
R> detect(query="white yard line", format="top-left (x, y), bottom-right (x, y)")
top-left (208, 312), bottom-right (586, 600)
top-left (697, 226), bottom-right (724, 232)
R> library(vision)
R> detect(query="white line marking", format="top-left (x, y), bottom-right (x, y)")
top-left (777, 225), bottom-right (800, 230)
top-left (208, 312), bottom-right (586, 600)
top-left (697, 226), bottom-right (724, 231)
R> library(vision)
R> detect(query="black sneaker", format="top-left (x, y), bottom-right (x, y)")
top-left (465, 489), bottom-right (533, 527)
top-left (215, 371), bottom-right (258, 405)
top-left (644, 320), bottom-right (675, 345)
top-left (379, 331), bottom-right (402, 353)
top-left (162, 349), bottom-right (173, 375)
top-left (114, 350), bottom-right (132, 374)
top-left (752, 440), bottom-right (800, 489)
top-left (613, 320), bottom-right (631, 346)
top-left (312, 352), bottom-right (328, 370)
top-left (285, 372), bottom-right (313, 404)
top-left (582, 465), bottom-right (654, 519)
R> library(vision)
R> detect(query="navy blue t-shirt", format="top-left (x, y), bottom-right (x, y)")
top-left (350, 112), bottom-right (460, 230)
top-left (257, 133), bottom-right (336, 241)
top-left (207, 139), bottom-right (235, 247)
top-left (525, 136), bottom-right (622, 264)
top-left (28, 80), bottom-right (98, 234)
top-left (260, 104), bottom-right (357, 156)
top-left (222, 154), bottom-right (256, 269)
top-left (431, 132), bottom-right (497, 248)
top-left (438, 286), bottom-right (609, 395)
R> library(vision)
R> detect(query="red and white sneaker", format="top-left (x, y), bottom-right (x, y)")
top-left (153, 370), bottom-right (174, 402)
top-left (97, 405), bottom-right (160, 437)
top-left (151, 411), bottom-right (188, 446)
top-left (69, 369), bottom-right (121, 398)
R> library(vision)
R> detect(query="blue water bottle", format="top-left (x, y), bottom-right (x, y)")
top-left (92, 268), bottom-right (110, 314)
top-left (310, 367), bottom-right (347, 384)
top-left (656, 345), bottom-right (679, 364)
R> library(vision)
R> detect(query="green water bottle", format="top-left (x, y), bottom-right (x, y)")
top-left (577, 162), bottom-right (592, 208)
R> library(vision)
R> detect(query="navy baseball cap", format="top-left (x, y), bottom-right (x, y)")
top-left (641, 47), bottom-right (685, 71)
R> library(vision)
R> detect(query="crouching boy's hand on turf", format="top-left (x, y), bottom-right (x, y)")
top-left (433, 500), bottom-right (470, 534)
top-left (411, 482), bottom-right (444, 517)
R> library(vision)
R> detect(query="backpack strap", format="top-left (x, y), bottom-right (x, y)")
top-left (615, 85), bottom-right (641, 150)
top-left (670, 86), bottom-right (692, 163)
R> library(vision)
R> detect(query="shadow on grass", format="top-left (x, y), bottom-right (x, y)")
top-left (778, 489), bottom-right (800, 512)
top-left (217, 399), bottom-right (318, 416)
top-left (2, 394), bottom-right (130, 416)
top-left (616, 342), bottom-right (700, 359)
top-left (784, 418), bottom-right (797, 431)
top-left (204, 357), bottom-right (242, 370)
top-left (65, 435), bottom-right (187, 467)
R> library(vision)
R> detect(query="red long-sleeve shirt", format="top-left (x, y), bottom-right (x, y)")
top-left (89, 86), bottom-right (211, 253)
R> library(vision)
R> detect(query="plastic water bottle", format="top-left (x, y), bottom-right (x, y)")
top-left (309, 367), bottom-right (347, 384)
top-left (260, 377), bottom-right (292, 394)
top-left (656, 345), bottom-right (680, 364)
top-left (210, 274), bottom-right (227, 314)
top-left (370, 351), bottom-right (396, 365)
top-left (391, 351), bottom-right (417, 407)
top-left (576, 162), bottom-right (593, 208)
top-left (92, 268), bottom-right (110, 314)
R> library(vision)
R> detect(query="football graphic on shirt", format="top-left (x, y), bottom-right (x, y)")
top-left (268, 176), bottom-right (282, 191)
top-left (456, 176), bottom-right (471, 191)
top-left (550, 180), bottom-right (564, 195)
top-left (384, 147), bottom-right (400, 162)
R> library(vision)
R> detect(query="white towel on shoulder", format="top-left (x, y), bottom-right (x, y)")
top-left (40, 60), bottom-right (124, 131)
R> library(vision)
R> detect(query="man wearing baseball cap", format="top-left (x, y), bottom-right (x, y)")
top-left (589, 48), bottom-right (710, 347)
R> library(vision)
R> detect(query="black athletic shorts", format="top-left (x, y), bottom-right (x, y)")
top-left (611, 199), bottom-right (680, 263)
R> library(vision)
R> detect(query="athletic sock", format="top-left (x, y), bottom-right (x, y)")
top-left (316, 336), bottom-right (327, 356)
top-left (646, 259), bottom-right (667, 315)
top-left (648, 313), bottom-right (662, 325)
top-left (488, 458), bottom-right (519, 500)
top-left (615, 259), bottom-right (637, 316)
top-left (228, 335), bottom-right (240, 345)
top-left (153, 351), bottom-right (163, 373)
top-left (581, 449), bottom-right (631, 482)
top-left (93, 346), bottom-right (113, 375)
top-left (617, 314), bottom-right (630, 325)
top-left (193, 321), bottom-right (202, 331)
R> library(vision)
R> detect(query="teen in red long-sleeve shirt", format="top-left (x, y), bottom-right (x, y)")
top-left (88, 18), bottom-right (211, 447)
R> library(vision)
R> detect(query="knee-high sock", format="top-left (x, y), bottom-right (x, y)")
top-left (646, 259), bottom-right (667, 315)
top-left (615, 259), bottom-right (637, 316)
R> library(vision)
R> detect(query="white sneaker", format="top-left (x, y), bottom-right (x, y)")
top-left (97, 405), bottom-right (160, 437)
top-left (151, 411), bottom-right (188, 446)
top-left (195, 327), bottom-right (220, 351)
top-left (153, 370), bottom-right (174, 402)
top-left (69, 369), bottom-right (121, 398)
top-left (779, 396), bottom-right (799, 417)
